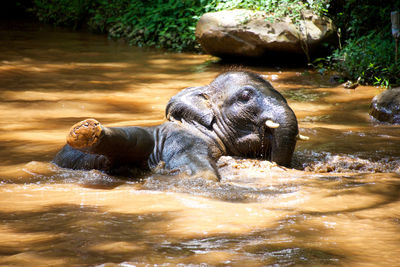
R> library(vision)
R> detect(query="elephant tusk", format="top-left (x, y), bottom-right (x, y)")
top-left (265, 120), bottom-right (280, 128)
top-left (297, 134), bottom-right (310, 141)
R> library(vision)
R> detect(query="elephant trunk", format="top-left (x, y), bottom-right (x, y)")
top-left (262, 100), bottom-right (298, 167)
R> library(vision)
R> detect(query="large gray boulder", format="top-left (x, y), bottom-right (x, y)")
top-left (195, 9), bottom-right (335, 58)
top-left (370, 88), bottom-right (400, 124)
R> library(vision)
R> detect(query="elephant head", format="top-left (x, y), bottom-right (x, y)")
top-left (166, 71), bottom-right (298, 167)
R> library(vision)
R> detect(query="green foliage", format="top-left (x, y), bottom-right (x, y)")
top-left (327, 0), bottom-right (400, 87)
top-left (331, 32), bottom-right (400, 87)
top-left (30, 0), bottom-right (330, 51)
top-left (330, 0), bottom-right (400, 40)
top-left (32, 0), bottom-right (96, 29)
top-left (91, 0), bottom-right (214, 51)
top-left (211, 0), bottom-right (330, 23)
top-left (87, 0), bottom-right (133, 33)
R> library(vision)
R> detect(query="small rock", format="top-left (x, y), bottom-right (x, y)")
top-left (343, 80), bottom-right (359, 89)
top-left (370, 87), bottom-right (400, 123)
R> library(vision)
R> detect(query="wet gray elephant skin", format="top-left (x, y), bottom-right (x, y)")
top-left (53, 71), bottom-right (299, 181)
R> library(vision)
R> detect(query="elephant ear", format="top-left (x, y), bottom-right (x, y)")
top-left (165, 86), bottom-right (214, 128)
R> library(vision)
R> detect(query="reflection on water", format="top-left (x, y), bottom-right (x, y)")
top-left (1, 20), bottom-right (400, 266)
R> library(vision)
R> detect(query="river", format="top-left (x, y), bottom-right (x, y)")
top-left (1, 20), bottom-right (400, 266)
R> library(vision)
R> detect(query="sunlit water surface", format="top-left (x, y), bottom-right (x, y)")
top-left (1, 21), bottom-right (400, 266)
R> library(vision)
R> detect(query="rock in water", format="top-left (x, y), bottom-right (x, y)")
top-left (195, 9), bottom-right (335, 59)
top-left (370, 87), bottom-right (400, 124)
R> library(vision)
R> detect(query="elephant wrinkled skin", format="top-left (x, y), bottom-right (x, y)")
top-left (53, 71), bottom-right (299, 181)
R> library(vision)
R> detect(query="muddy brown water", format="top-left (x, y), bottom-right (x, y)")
top-left (1, 21), bottom-right (400, 267)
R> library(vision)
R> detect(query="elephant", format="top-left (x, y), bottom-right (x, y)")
top-left (53, 71), bottom-right (299, 181)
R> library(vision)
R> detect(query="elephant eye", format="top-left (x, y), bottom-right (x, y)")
top-left (238, 88), bottom-right (254, 102)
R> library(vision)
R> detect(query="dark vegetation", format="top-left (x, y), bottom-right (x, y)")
top-left (7, 0), bottom-right (400, 87)
top-left (326, 0), bottom-right (400, 87)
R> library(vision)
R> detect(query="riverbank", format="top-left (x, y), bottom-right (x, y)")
top-left (16, 0), bottom-right (399, 87)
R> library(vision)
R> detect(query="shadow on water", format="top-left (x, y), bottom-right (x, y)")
top-left (301, 173), bottom-right (400, 214)
top-left (0, 204), bottom-right (177, 265)
top-left (0, 203), bottom-right (346, 266)
top-left (2, 168), bottom-right (400, 265)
